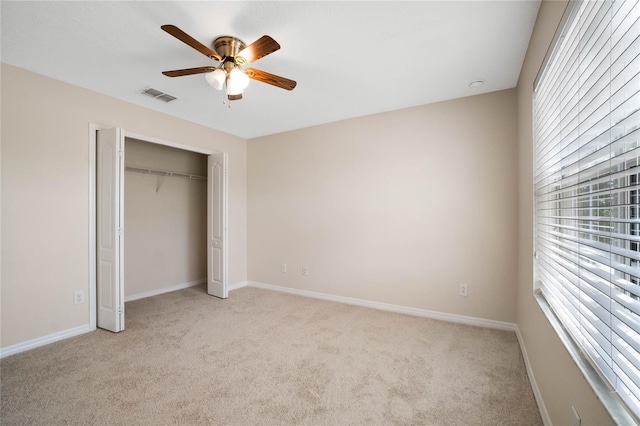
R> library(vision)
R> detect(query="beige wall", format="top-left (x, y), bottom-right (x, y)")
top-left (248, 89), bottom-right (519, 323)
top-left (516, 1), bottom-right (614, 424)
top-left (124, 139), bottom-right (207, 298)
top-left (0, 63), bottom-right (247, 348)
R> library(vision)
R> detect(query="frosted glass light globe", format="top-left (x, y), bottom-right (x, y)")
top-left (229, 67), bottom-right (250, 90)
top-left (205, 69), bottom-right (226, 91)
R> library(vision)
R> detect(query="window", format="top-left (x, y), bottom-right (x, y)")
top-left (534, 0), bottom-right (640, 419)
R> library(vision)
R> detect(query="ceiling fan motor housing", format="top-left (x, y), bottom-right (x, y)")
top-left (213, 36), bottom-right (247, 63)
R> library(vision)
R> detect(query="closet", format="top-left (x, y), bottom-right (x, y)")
top-left (123, 138), bottom-right (207, 301)
top-left (95, 127), bottom-right (228, 333)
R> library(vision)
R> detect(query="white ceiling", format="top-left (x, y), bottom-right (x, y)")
top-left (1, 1), bottom-right (540, 139)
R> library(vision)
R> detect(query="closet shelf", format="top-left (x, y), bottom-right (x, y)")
top-left (125, 166), bottom-right (206, 181)
top-left (125, 166), bottom-right (206, 193)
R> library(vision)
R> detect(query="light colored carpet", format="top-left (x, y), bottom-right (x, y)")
top-left (1, 285), bottom-right (542, 425)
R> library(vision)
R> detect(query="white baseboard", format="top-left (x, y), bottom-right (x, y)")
top-left (246, 281), bottom-right (517, 332)
top-left (125, 279), bottom-right (206, 302)
top-left (515, 326), bottom-right (551, 426)
top-left (228, 281), bottom-right (248, 292)
top-left (0, 324), bottom-right (93, 359)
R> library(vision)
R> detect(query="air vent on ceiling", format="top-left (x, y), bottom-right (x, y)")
top-left (139, 87), bottom-right (178, 103)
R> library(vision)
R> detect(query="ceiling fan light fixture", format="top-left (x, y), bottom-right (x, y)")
top-left (205, 68), bottom-right (226, 90)
top-left (226, 86), bottom-right (243, 96)
top-left (226, 76), bottom-right (243, 99)
top-left (229, 67), bottom-right (250, 91)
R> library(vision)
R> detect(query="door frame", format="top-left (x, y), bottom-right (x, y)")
top-left (88, 123), bottom-right (224, 330)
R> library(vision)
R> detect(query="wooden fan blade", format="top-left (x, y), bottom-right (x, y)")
top-left (236, 36), bottom-right (280, 64)
top-left (161, 25), bottom-right (221, 61)
top-left (162, 66), bottom-right (217, 77)
top-left (245, 68), bottom-right (296, 90)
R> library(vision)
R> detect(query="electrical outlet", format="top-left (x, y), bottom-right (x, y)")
top-left (281, 263), bottom-right (287, 273)
top-left (459, 284), bottom-right (468, 297)
top-left (302, 266), bottom-right (308, 276)
top-left (74, 291), bottom-right (85, 305)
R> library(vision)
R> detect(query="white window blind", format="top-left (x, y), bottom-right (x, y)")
top-left (534, 0), bottom-right (640, 418)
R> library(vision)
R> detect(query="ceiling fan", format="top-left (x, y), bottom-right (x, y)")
top-left (160, 25), bottom-right (296, 103)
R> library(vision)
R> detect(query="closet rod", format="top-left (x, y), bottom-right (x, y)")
top-left (125, 166), bottom-right (206, 181)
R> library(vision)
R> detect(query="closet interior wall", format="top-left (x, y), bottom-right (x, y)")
top-left (124, 138), bottom-right (208, 299)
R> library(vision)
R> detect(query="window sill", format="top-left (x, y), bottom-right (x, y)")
top-left (534, 290), bottom-right (639, 425)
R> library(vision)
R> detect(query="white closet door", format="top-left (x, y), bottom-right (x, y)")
top-left (207, 153), bottom-right (228, 298)
top-left (96, 128), bottom-right (125, 332)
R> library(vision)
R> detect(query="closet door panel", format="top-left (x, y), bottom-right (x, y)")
top-left (207, 153), bottom-right (227, 298)
top-left (96, 128), bottom-right (125, 332)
